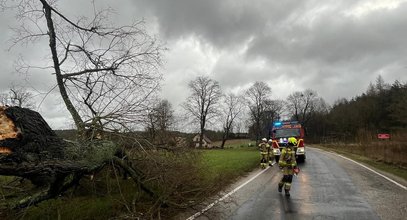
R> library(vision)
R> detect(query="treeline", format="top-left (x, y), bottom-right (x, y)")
top-left (24, 75), bottom-right (407, 147)
top-left (142, 76), bottom-right (407, 146)
top-left (307, 76), bottom-right (407, 143)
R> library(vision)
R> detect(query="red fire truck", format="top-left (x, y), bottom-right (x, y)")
top-left (270, 121), bottom-right (306, 163)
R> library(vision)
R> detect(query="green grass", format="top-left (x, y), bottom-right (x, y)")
top-left (20, 196), bottom-right (117, 220)
top-left (1, 171), bottom-right (146, 220)
top-left (212, 139), bottom-right (256, 149)
top-left (199, 147), bottom-right (259, 184)
top-left (314, 145), bottom-right (407, 181)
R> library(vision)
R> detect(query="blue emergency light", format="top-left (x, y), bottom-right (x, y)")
top-left (273, 121), bottom-right (282, 127)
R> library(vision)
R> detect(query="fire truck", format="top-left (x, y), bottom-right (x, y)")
top-left (270, 121), bottom-right (306, 163)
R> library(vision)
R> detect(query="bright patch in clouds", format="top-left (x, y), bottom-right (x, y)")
top-left (345, 0), bottom-right (407, 18)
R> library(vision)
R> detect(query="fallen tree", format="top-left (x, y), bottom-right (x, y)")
top-left (0, 106), bottom-right (155, 209)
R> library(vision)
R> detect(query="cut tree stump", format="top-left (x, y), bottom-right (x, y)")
top-left (0, 106), bottom-right (155, 209)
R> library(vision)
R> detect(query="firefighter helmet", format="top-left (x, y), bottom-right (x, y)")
top-left (288, 137), bottom-right (297, 146)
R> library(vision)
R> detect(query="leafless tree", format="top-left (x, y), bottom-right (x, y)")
top-left (182, 76), bottom-right (221, 148)
top-left (245, 81), bottom-right (271, 143)
top-left (154, 100), bottom-right (174, 132)
top-left (2, 0), bottom-right (164, 140)
top-left (375, 75), bottom-right (388, 92)
top-left (0, 85), bottom-right (35, 108)
top-left (286, 89), bottom-right (319, 127)
top-left (145, 106), bottom-right (158, 141)
top-left (220, 93), bottom-right (244, 149)
top-left (145, 99), bottom-right (175, 144)
top-left (262, 99), bottom-right (284, 133)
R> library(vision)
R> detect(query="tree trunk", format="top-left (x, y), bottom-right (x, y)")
top-left (199, 126), bottom-right (205, 148)
top-left (220, 128), bottom-right (229, 149)
top-left (220, 136), bottom-right (227, 149)
top-left (40, 0), bottom-right (85, 136)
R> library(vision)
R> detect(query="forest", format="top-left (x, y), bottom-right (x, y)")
top-left (306, 76), bottom-right (407, 143)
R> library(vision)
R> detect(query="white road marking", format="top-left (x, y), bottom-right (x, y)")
top-left (186, 162), bottom-right (276, 220)
top-left (314, 148), bottom-right (407, 190)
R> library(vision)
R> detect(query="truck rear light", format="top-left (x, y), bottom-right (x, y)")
top-left (298, 139), bottom-right (304, 147)
top-left (272, 141), bottom-right (279, 149)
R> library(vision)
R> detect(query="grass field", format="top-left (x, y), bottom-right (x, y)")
top-left (199, 145), bottom-right (259, 184)
top-left (212, 139), bottom-right (256, 149)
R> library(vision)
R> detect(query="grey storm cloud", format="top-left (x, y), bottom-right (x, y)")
top-left (1, 0), bottom-right (407, 129)
top-left (134, 0), bottom-right (407, 98)
top-left (247, 2), bottom-right (407, 65)
top-left (132, 0), bottom-right (305, 48)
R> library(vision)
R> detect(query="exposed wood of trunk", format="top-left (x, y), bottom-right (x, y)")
top-left (0, 106), bottom-right (64, 162)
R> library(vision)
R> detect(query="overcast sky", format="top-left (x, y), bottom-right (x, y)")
top-left (1, 0), bottom-right (407, 129)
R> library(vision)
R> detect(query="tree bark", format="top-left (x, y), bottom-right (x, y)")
top-left (220, 134), bottom-right (227, 149)
top-left (40, 0), bottom-right (85, 136)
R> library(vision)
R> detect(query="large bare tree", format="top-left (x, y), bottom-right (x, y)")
top-left (245, 81), bottom-right (271, 143)
top-left (2, 0), bottom-right (164, 139)
top-left (286, 89), bottom-right (318, 127)
top-left (262, 99), bottom-right (284, 135)
top-left (182, 76), bottom-right (221, 148)
top-left (220, 93), bottom-right (244, 149)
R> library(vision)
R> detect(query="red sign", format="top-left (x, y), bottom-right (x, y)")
top-left (377, 134), bottom-right (391, 139)
top-left (281, 124), bottom-right (301, 129)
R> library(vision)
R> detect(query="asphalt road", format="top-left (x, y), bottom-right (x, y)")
top-left (181, 147), bottom-right (407, 220)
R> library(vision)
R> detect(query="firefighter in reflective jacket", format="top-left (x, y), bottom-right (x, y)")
top-left (267, 139), bottom-right (274, 166)
top-left (278, 137), bottom-right (297, 196)
top-left (259, 138), bottom-right (268, 169)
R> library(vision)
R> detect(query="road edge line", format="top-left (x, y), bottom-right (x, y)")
top-left (312, 147), bottom-right (407, 190)
top-left (186, 162), bottom-right (276, 220)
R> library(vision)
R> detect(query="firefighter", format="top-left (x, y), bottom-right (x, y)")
top-left (258, 138), bottom-right (268, 169)
top-left (278, 137), bottom-right (298, 196)
top-left (287, 136), bottom-right (298, 146)
top-left (267, 139), bottom-right (274, 166)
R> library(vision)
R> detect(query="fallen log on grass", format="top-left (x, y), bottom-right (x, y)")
top-left (0, 106), bottom-right (154, 209)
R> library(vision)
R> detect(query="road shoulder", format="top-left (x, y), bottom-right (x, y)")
top-left (310, 147), bottom-right (407, 220)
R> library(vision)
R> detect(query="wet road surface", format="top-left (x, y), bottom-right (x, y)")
top-left (181, 147), bottom-right (407, 220)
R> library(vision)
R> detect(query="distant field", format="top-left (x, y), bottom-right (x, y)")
top-left (212, 139), bottom-right (256, 148)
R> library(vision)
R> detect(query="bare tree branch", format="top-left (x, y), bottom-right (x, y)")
top-left (4, 0), bottom-right (164, 139)
top-left (220, 93), bottom-right (244, 148)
